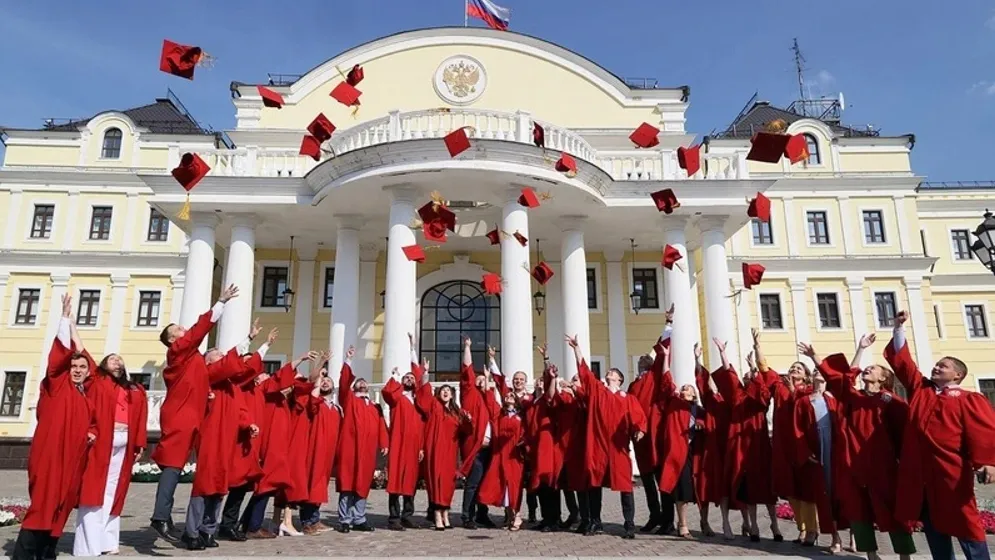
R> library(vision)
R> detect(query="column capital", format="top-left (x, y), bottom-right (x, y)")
top-left (838, 194), bottom-right (851, 201)
top-left (188, 211), bottom-right (221, 228)
top-left (845, 276), bottom-right (865, 290)
top-left (0, 271), bottom-right (8, 285)
top-left (697, 215), bottom-right (728, 233)
top-left (604, 249), bottom-right (625, 262)
top-left (383, 184), bottom-right (420, 203)
top-left (554, 215), bottom-right (588, 232)
top-left (360, 246), bottom-right (381, 261)
top-left (787, 275), bottom-right (807, 290)
top-left (169, 272), bottom-right (185, 288)
top-left (892, 194), bottom-right (907, 201)
top-left (225, 212), bottom-right (258, 228)
top-left (904, 275), bottom-right (924, 289)
top-left (50, 272), bottom-right (71, 287)
top-left (662, 216), bottom-right (689, 235)
top-left (110, 273), bottom-right (131, 288)
top-left (334, 214), bottom-right (365, 230)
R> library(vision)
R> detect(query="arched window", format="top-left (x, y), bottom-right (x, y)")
top-left (804, 133), bottom-right (821, 165)
top-left (101, 128), bottom-right (123, 159)
top-left (419, 280), bottom-right (500, 381)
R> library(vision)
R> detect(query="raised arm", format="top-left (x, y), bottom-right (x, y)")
top-left (817, 353), bottom-right (860, 404)
top-left (261, 351), bottom-right (314, 394)
top-left (796, 342), bottom-right (822, 373)
top-left (47, 294), bottom-right (75, 378)
top-left (337, 346), bottom-right (356, 409)
top-left (751, 328), bottom-right (767, 373)
top-left (654, 339), bottom-right (677, 405)
top-left (567, 334), bottom-right (599, 399)
top-left (851, 333), bottom-right (875, 368)
top-left (883, 311), bottom-right (924, 396)
top-left (487, 346), bottom-right (507, 401)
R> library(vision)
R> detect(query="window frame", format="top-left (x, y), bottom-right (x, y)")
top-left (586, 264), bottom-right (603, 313)
top-left (0, 368), bottom-right (29, 422)
top-left (100, 127), bottom-right (123, 160)
top-left (805, 209), bottom-right (832, 247)
top-left (963, 303), bottom-right (991, 341)
top-left (29, 204), bottom-right (56, 240)
top-left (948, 228), bottom-right (974, 262)
top-left (860, 208), bottom-right (888, 246)
top-left (146, 207), bottom-right (170, 243)
top-left (813, 290), bottom-right (845, 331)
top-left (12, 287), bottom-right (42, 327)
top-left (133, 289), bottom-right (163, 329)
top-left (87, 205), bottom-right (114, 242)
top-left (74, 287), bottom-right (104, 330)
top-left (756, 291), bottom-right (786, 332)
top-left (750, 217), bottom-right (774, 247)
top-left (803, 133), bottom-right (821, 166)
top-left (974, 376), bottom-right (995, 410)
top-left (321, 265), bottom-right (335, 310)
top-left (872, 290), bottom-right (898, 330)
top-left (23, 198), bottom-right (59, 243)
top-left (130, 370), bottom-right (155, 391)
top-left (257, 264), bottom-right (290, 310)
top-left (260, 355), bottom-right (288, 376)
top-left (628, 263), bottom-right (663, 313)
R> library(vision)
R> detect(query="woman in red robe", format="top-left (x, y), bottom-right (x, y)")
top-left (567, 334), bottom-right (647, 539)
top-left (818, 334), bottom-right (915, 560)
top-left (298, 361), bottom-right (341, 535)
top-left (478, 387), bottom-right (526, 530)
top-left (381, 337), bottom-right (427, 531)
top-left (217, 356), bottom-right (265, 542)
top-left (522, 359), bottom-right (563, 531)
top-left (13, 295), bottom-right (97, 560)
top-left (553, 374), bottom-right (588, 533)
top-left (692, 346), bottom-right (725, 537)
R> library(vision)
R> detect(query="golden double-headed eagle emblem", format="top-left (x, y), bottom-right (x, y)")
top-left (442, 61), bottom-right (480, 99)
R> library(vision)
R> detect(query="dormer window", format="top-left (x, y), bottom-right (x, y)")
top-left (804, 133), bottom-right (821, 165)
top-left (101, 128), bottom-right (122, 159)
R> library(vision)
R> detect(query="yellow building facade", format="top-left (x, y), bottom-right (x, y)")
top-left (1, 27), bottom-right (994, 440)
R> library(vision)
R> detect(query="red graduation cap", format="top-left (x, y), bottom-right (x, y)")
top-left (513, 231), bottom-right (528, 247)
top-left (747, 192), bottom-right (771, 222)
top-left (742, 262), bottom-right (765, 289)
top-left (346, 64), bottom-right (364, 86)
top-left (518, 187), bottom-right (540, 209)
top-left (531, 262), bottom-right (555, 286)
top-left (661, 244), bottom-right (683, 270)
top-left (481, 273), bottom-right (503, 295)
top-left (159, 39), bottom-right (204, 80)
top-left (307, 114), bottom-right (336, 143)
top-left (677, 145), bottom-right (701, 177)
top-left (330, 82), bottom-right (362, 107)
top-left (650, 188), bottom-right (680, 214)
top-left (418, 201), bottom-right (457, 243)
top-left (784, 134), bottom-right (810, 164)
top-left (299, 135), bottom-right (322, 161)
top-left (257, 86), bottom-right (284, 109)
top-left (630, 122), bottom-right (660, 148)
top-left (486, 228), bottom-right (501, 245)
top-left (533, 122), bottom-right (545, 148)
top-left (555, 153), bottom-right (577, 176)
top-left (746, 132), bottom-right (791, 164)
top-left (402, 244), bottom-right (426, 263)
top-left (171, 153), bottom-right (210, 191)
top-left (444, 127), bottom-right (472, 157)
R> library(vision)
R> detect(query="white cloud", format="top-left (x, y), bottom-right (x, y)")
top-left (968, 81), bottom-right (995, 96)
top-left (986, 13), bottom-right (995, 30)
top-left (815, 70), bottom-right (835, 86)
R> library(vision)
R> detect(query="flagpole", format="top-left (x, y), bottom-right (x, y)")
top-left (464, 0), bottom-right (469, 26)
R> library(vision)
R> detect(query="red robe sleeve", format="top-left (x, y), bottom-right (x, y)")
top-left (338, 362), bottom-right (355, 409)
top-left (791, 396), bottom-right (816, 466)
top-left (628, 394), bottom-right (648, 436)
top-left (47, 335), bottom-right (74, 379)
top-left (962, 393), bottom-right (995, 469)
top-left (492, 372), bottom-right (509, 401)
top-left (695, 363), bottom-right (723, 409)
top-left (883, 334), bottom-right (926, 398)
top-left (261, 363), bottom-right (297, 394)
top-left (207, 348), bottom-right (252, 386)
top-left (378, 410), bottom-right (389, 451)
top-left (165, 309), bottom-right (216, 372)
top-left (414, 381), bottom-right (436, 416)
top-left (133, 386), bottom-right (149, 450)
top-left (381, 378), bottom-right (402, 407)
top-left (577, 358), bottom-right (604, 403)
top-left (819, 353), bottom-right (861, 405)
top-left (884, 393), bottom-right (909, 453)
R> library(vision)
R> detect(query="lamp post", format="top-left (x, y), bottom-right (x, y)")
top-left (628, 238), bottom-right (642, 314)
top-left (281, 236), bottom-right (296, 312)
top-left (532, 238), bottom-right (545, 315)
top-left (972, 210), bottom-right (995, 275)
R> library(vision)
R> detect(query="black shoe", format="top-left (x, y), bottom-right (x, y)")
top-left (352, 523), bottom-right (375, 532)
top-left (527, 512), bottom-right (537, 524)
top-left (387, 520), bottom-right (405, 531)
top-left (541, 522), bottom-right (558, 533)
top-left (585, 522), bottom-right (604, 536)
top-left (574, 520), bottom-right (590, 534)
top-left (640, 516), bottom-right (661, 533)
top-left (462, 519), bottom-right (478, 530)
top-left (337, 524), bottom-right (351, 534)
top-left (750, 533), bottom-right (761, 543)
top-left (622, 527), bottom-right (636, 540)
top-left (218, 526), bottom-right (247, 542)
top-left (199, 532), bottom-right (219, 548)
top-left (400, 518), bottom-right (417, 529)
top-left (180, 533), bottom-right (206, 551)
top-left (655, 524), bottom-right (675, 536)
top-left (475, 515), bottom-right (496, 528)
top-left (150, 520), bottom-right (181, 544)
top-left (773, 533), bottom-right (784, 542)
top-left (559, 514), bottom-right (579, 529)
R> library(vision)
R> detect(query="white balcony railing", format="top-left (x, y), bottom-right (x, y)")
top-left (177, 108), bottom-right (747, 182)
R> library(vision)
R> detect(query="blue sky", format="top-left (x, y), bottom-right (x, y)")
top-left (1, 0), bottom-right (993, 181)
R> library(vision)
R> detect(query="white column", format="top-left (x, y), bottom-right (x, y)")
top-left (217, 215), bottom-right (256, 351)
top-left (102, 273), bottom-right (131, 356)
top-left (2, 188), bottom-right (22, 249)
top-left (355, 251), bottom-right (377, 381)
top-left (501, 191), bottom-right (534, 380)
top-left (542, 260), bottom-right (565, 373)
top-left (905, 276), bottom-right (933, 367)
top-left (61, 189), bottom-right (81, 251)
top-left (663, 220), bottom-right (695, 387)
top-left (688, 270), bottom-right (702, 347)
top-left (169, 273), bottom-right (185, 324)
top-left (560, 219), bottom-right (590, 380)
top-left (605, 251), bottom-right (629, 372)
top-left (381, 188), bottom-right (418, 380)
top-left (845, 276), bottom-right (869, 366)
top-left (700, 218), bottom-right (738, 372)
top-left (788, 276), bottom-right (812, 367)
top-left (178, 213), bottom-right (218, 331)
top-left (32, 273), bottom-right (72, 435)
top-left (330, 219), bottom-right (362, 384)
top-left (121, 192), bottom-right (141, 252)
top-left (732, 277), bottom-right (752, 373)
top-left (0, 273), bottom-right (9, 318)
top-left (291, 244), bottom-right (318, 372)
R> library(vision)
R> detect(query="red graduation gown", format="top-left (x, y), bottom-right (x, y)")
top-left (283, 380), bottom-right (318, 503)
top-left (227, 369), bottom-right (264, 490)
top-left (885, 339), bottom-right (995, 542)
top-left (335, 363), bottom-right (389, 499)
top-left (381, 367), bottom-right (426, 497)
top-left (526, 375), bottom-right (561, 491)
top-left (553, 390), bottom-right (588, 492)
top-left (151, 309), bottom-right (216, 469)
top-left (416, 381), bottom-right (468, 507)
top-left (479, 403), bottom-right (526, 510)
top-left (693, 365), bottom-right (727, 505)
top-left (629, 345), bottom-right (666, 477)
top-left (577, 358), bottom-right (647, 492)
top-left (792, 389), bottom-right (851, 534)
top-left (23, 338), bottom-right (96, 535)
top-left (762, 368), bottom-right (804, 502)
top-left (302, 394), bottom-right (341, 505)
top-left (656, 368), bottom-right (701, 494)
top-left (713, 366), bottom-right (775, 508)
top-left (255, 363), bottom-right (300, 495)
top-left (457, 363), bottom-right (491, 477)
top-left (819, 354), bottom-right (910, 532)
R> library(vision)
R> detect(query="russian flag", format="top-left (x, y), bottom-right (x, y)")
top-left (467, 0), bottom-right (510, 31)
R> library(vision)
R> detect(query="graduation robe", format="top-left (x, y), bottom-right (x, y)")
top-left (457, 363), bottom-right (490, 478)
top-left (228, 370), bottom-right (264, 490)
top-left (885, 338), bottom-right (995, 542)
top-left (335, 362), bottom-right (389, 499)
top-left (629, 334), bottom-right (668, 477)
top-left (576, 358), bottom-right (647, 492)
top-left (22, 336), bottom-right (96, 536)
top-left (416, 380), bottom-right (469, 507)
top-left (553, 390), bottom-right (587, 491)
top-left (254, 363), bottom-right (300, 495)
top-left (792, 388), bottom-right (851, 534)
top-left (381, 363), bottom-right (425, 497)
top-left (479, 402), bottom-right (526, 510)
top-left (656, 367), bottom-right (703, 494)
top-left (693, 364), bottom-right (727, 505)
top-left (762, 368), bottom-right (804, 502)
top-left (301, 393), bottom-right (341, 505)
top-left (713, 366), bottom-right (775, 508)
top-left (150, 308), bottom-right (218, 469)
top-left (284, 380), bottom-right (320, 503)
top-left (526, 373), bottom-right (560, 491)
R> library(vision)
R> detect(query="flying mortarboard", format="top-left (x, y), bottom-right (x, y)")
top-left (747, 192), bottom-right (771, 222)
top-left (307, 113), bottom-right (336, 143)
top-left (518, 187), bottom-right (540, 208)
top-left (742, 262), bottom-right (765, 289)
top-left (481, 273), bottom-right (503, 295)
top-left (330, 82), bottom-right (362, 113)
top-left (513, 231), bottom-right (528, 247)
top-left (159, 40), bottom-right (210, 80)
top-left (486, 228), bottom-right (501, 245)
top-left (417, 200), bottom-right (457, 244)
top-left (299, 135), bottom-right (322, 161)
top-left (533, 122), bottom-right (545, 148)
top-left (661, 244), bottom-right (684, 271)
top-left (257, 86), bottom-right (284, 109)
top-left (650, 188), bottom-right (680, 214)
top-left (345, 64), bottom-right (364, 86)
top-left (677, 145), bottom-right (701, 177)
top-left (555, 153), bottom-right (577, 177)
top-left (402, 244), bottom-right (426, 263)
top-left (171, 153), bottom-right (210, 221)
top-left (531, 262), bottom-right (555, 286)
top-left (746, 132), bottom-right (790, 164)
top-left (630, 122), bottom-right (661, 149)
top-left (783, 134), bottom-right (810, 165)
top-left (444, 127), bottom-right (473, 158)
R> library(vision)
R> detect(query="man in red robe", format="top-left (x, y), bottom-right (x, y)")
top-left (149, 284), bottom-right (238, 543)
top-left (885, 310), bottom-right (995, 560)
top-left (13, 295), bottom-right (97, 560)
top-left (381, 336), bottom-right (426, 530)
top-left (336, 346), bottom-right (389, 533)
top-left (567, 334), bottom-right (647, 539)
top-left (298, 356), bottom-right (342, 534)
top-left (458, 341), bottom-right (500, 529)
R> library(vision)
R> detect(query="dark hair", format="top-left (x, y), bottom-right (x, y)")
top-left (99, 354), bottom-right (136, 389)
top-left (608, 367), bottom-right (625, 384)
top-left (943, 355), bottom-right (969, 382)
top-left (70, 351), bottom-right (89, 363)
top-left (159, 324), bottom-right (175, 347)
top-left (435, 384), bottom-right (461, 417)
top-left (504, 391), bottom-right (522, 413)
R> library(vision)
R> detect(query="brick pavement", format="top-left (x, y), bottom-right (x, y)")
top-left (0, 471), bottom-right (991, 557)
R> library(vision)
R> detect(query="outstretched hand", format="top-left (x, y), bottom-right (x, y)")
top-left (220, 284), bottom-right (239, 303)
top-left (421, 357), bottom-right (430, 372)
top-left (665, 303), bottom-right (675, 323)
top-left (712, 337), bottom-right (727, 353)
top-left (345, 346), bottom-right (356, 360)
top-left (858, 333), bottom-right (876, 349)
top-left (797, 342), bottom-right (816, 359)
top-left (564, 334), bottom-right (579, 349)
top-left (61, 293), bottom-right (73, 318)
top-left (537, 342), bottom-right (548, 360)
top-left (249, 318), bottom-right (262, 340)
top-left (693, 343), bottom-right (702, 360)
top-left (751, 328), bottom-right (760, 345)
top-left (895, 310), bottom-right (908, 327)
top-left (487, 345), bottom-right (496, 360)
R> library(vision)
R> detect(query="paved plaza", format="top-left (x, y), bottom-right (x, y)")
top-left (0, 471), bottom-right (990, 558)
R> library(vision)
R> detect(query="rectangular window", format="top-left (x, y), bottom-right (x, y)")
top-left (965, 304), bottom-right (989, 338)
top-left (951, 229), bottom-right (973, 260)
top-left (862, 210), bottom-right (886, 244)
top-left (323, 267), bottom-right (335, 308)
top-left (874, 292), bottom-right (897, 328)
top-left (807, 211), bottom-right (830, 245)
top-left (0, 372), bottom-right (26, 417)
top-left (261, 267), bottom-right (289, 308)
top-left (146, 208), bottom-right (169, 242)
top-left (631, 268), bottom-right (659, 310)
top-left (15, 289), bottom-right (40, 325)
top-left (759, 294), bottom-right (783, 329)
top-left (89, 206), bottom-right (113, 240)
top-left (263, 361), bottom-right (282, 375)
top-left (131, 373), bottom-right (152, 390)
top-left (817, 293), bottom-right (842, 329)
top-left (590, 360), bottom-right (602, 379)
top-left (76, 290), bottom-right (100, 327)
top-left (752, 218), bottom-right (773, 245)
top-left (136, 291), bottom-right (161, 327)
top-left (979, 379), bottom-right (995, 410)
top-left (586, 267), bottom-right (598, 310)
top-left (30, 205), bottom-right (55, 239)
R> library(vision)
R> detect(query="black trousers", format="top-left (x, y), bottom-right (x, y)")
top-left (388, 494), bottom-right (414, 521)
top-left (12, 529), bottom-right (59, 560)
top-left (563, 489), bottom-right (579, 518)
top-left (526, 491), bottom-right (538, 516)
top-left (586, 487), bottom-right (635, 529)
top-left (538, 484), bottom-right (561, 523)
top-left (577, 488), bottom-right (590, 523)
top-left (460, 447), bottom-right (491, 521)
top-left (221, 483), bottom-right (252, 531)
top-left (640, 472), bottom-right (663, 519)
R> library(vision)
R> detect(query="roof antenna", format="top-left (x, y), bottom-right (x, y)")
top-left (792, 38), bottom-right (807, 102)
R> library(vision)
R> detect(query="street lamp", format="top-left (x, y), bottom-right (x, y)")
top-left (281, 236), bottom-right (296, 312)
top-left (628, 238), bottom-right (642, 314)
top-left (972, 210), bottom-right (995, 275)
top-left (532, 290), bottom-right (546, 314)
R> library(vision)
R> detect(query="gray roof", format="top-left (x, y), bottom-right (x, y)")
top-left (43, 98), bottom-right (209, 135)
top-left (715, 101), bottom-right (878, 139)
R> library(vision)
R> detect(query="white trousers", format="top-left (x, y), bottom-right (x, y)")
top-left (74, 430), bottom-right (127, 557)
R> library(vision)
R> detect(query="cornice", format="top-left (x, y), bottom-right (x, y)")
top-left (0, 250), bottom-right (186, 274)
top-left (726, 255), bottom-right (936, 277)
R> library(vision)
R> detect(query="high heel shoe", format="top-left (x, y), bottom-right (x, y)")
top-left (279, 523), bottom-right (303, 537)
top-left (678, 524), bottom-right (692, 539)
top-left (771, 523), bottom-right (783, 542)
top-left (699, 520), bottom-right (715, 537)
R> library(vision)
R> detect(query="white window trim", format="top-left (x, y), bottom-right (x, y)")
top-left (7, 284), bottom-right (46, 329)
top-left (947, 227), bottom-right (975, 263)
top-left (255, 260), bottom-right (293, 313)
top-left (318, 263), bottom-right (335, 313)
top-left (870, 290), bottom-right (899, 332)
top-left (974, 374), bottom-right (995, 396)
top-left (589, 354), bottom-right (607, 377)
top-left (803, 208), bottom-right (835, 248)
top-left (97, 127), bottom-right (124, 161)
top-left (81, 200), bottom-right (119, 246)
top-left (130, 367), bottom-right (160, 391)
top-left (0, 366), bottom-right (31, 423)
top-left (73, 285), bottom-right (106, 331)
top-left (23, 199), bottom-right (60, 244)
top-left (141, 205), bottom-right (171, 245)
top-left (962, 302), bottom-right (991, 341)
top-left (628, 261), bottom-right (665, 314)
top-left (933, 302), bottom-right (946, 340)
top-left (748, 217), bottom-right (778, 249)
top-left (813, 289), bottom-right (847, 332)
top-left (130, 287), bottom-right (165, 331)
top-left (858, 207), bottom-right (890, 247)
top-left (755, 290), bottom-right (788, 332)
top-left (801, 133), bottom-right (826, 168)
top-left (261, 354), bottom-right (289, 367)
top-left (587, 264), bottom-right (604, 314)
